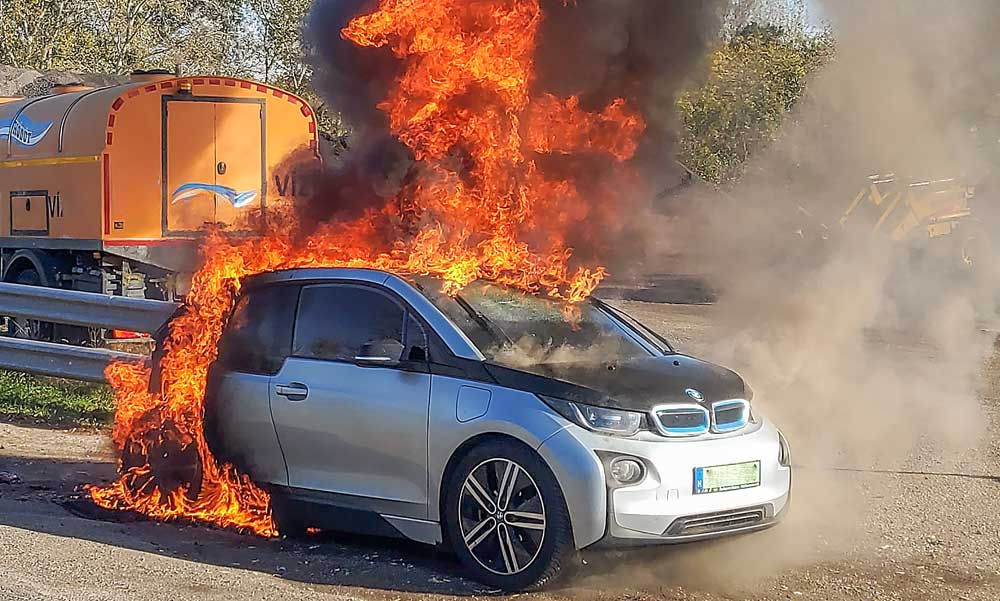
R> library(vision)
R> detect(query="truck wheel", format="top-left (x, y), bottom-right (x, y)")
top-left (444, 440), bottom-right (575, 591)
top-left (9, 269), bottom-right (53, 342)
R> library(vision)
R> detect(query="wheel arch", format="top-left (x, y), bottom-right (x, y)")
top-left (3, 249), bottom-right (62, 286)
top-left (438, 432), bottom-right (538, 527)
top-left (437, 428), bottom-right (606, 551)
top-left (533, 427), bottom-right (608, 549)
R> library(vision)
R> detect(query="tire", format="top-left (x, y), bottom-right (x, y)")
top-left (443, 439), bottom-right (575, 591)
top-left (9, 269), bottom-right (53, 341)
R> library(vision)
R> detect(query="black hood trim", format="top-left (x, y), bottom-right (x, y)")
top-left (484, 354), bottom-right (748, 413)
top-left (484, 362), bottom-right (615, 406)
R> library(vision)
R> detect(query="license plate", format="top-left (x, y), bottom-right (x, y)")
top-left (693, 460), bottom-right (761, 494)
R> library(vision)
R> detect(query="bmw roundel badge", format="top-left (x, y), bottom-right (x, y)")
top-left (685, 388), bottom-right (705, 402)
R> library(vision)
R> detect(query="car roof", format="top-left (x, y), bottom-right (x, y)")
top-left (243, 267), bottom-right (401, 288)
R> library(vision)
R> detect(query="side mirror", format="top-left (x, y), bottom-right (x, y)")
top-left (355, 338), bottom-right (405, 367)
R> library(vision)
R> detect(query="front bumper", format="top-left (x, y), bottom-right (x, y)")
top-left (602, 484), bottom-right (790, 546)
top-left (537, 417), bottom-right (791, 548)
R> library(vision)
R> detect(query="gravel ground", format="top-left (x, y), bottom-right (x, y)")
top-left (1, 302), bottom-right (999, 601)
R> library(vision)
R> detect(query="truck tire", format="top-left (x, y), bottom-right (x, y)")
top-left (9, 269), bottom-right (53, 341)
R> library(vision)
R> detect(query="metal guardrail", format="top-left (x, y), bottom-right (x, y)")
top-left (0, 283), bottom-right (180, 382)
top-left (0, 337), bottom-right (147, 382)
top-left (0, 282), bottom-right (179, 333)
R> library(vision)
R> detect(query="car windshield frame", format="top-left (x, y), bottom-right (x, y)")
top-left (590, 298), bottom-right (675, 354)
top-left (413, 278), bottom-right (674, 363)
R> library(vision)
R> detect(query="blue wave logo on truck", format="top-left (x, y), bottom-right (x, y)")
top-left (171, 183), bottom-right (258, 208)
top-left (0, 116), bottom-right (53, 147)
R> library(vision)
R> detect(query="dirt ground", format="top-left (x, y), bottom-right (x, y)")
top-left (1, 301), bottom-right (999, 601)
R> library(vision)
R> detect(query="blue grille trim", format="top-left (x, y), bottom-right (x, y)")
top-left (711, 399), bottom-right (750, 433)
top-left (651, 404), bottom-right (710, 437)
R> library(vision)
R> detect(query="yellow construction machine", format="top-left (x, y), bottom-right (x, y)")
top-left (838, 174), bottom-right (986, 266)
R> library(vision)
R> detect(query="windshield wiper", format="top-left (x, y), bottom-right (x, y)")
top-left (592, 298), bottom-right (674, 353)
top-left (453, 295), bottom-right (513, 347)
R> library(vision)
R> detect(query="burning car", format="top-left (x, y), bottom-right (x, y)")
top-left (202, 267), bottom-right (792, 590)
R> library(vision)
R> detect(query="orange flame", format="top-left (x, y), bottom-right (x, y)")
top-left (88, 0), bottom-right (645, 535)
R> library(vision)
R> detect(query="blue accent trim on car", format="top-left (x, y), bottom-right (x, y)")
top-left (712, 399), bottom-right (750, 432)
top-left (663, 424), bottom-right (709, 433)
top-left (653, 405), bottom-right (711, 436)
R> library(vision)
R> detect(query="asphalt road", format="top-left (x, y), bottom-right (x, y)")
top-left (1, 302), bottom-right (999, 601)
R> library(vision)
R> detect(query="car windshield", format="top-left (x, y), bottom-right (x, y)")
top-left (417, 279), bottom-right (668, 368)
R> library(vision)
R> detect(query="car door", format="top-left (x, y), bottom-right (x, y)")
top-left (203, 283), bottom-right (300, 486)
top-left (269, 282), bottom-right (432, 516)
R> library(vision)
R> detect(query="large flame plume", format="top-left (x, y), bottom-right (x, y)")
top-left (88, 0), bottom-right (645, 535)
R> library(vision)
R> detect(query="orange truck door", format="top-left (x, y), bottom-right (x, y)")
top-left (165, 100), bottom-right (217, 233)
top-left (214, 101), bottom-right (264, 229)
top-left (163, 98), bottom-right (265, 235)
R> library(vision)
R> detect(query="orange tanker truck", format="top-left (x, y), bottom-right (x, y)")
top-left (0, 70), bottom-right (320, 339)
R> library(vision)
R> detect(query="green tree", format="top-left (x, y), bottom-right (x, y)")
top-left (0, 0), bottom-right (83, 69)
top-left (0, 0), bottom-right (241, 75)
top-left (234, 0), bottom-right (312, 92)
top-left (722, 0), bottom-right (814, 40)
top-left (72, 0), bottom-right (241, 74)
top-left (233, 0), bottom-right (347, 148)
top-left (677, 23), bottom-right (833, 184)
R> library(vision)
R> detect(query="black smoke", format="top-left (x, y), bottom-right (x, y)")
top-left (298, 0), bottom-right (411, 232)
top-left (530, 0), bottom-right (723, 272)
top-left (534, 0), bottom-right (722, 186)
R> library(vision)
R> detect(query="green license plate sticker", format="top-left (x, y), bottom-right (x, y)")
top-left (694, 460), bottom-right (761, 494)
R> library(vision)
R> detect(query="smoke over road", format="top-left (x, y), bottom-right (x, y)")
top-left (606, 1), bottom-right (1000, 588)
top-left (696, 0), bottom-right (999, 465)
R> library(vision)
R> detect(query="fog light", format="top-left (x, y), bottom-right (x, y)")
top-left (610, 458), bottom-right (644, 485)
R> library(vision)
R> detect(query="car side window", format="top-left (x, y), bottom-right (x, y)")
top-left (405, 314), bottom-right (428, 362)
top-left (217, 285), bottom-right (300, 375)
top-left (292, 284), bottom-right (406, 362)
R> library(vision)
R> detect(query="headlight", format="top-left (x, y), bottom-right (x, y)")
top-left (541, 396), bottom-right (646, 437)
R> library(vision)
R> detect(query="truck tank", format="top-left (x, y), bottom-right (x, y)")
top-left (0, 72), bottom-right (320, 340)
top-left (0, 73), bottom-right (320, 338)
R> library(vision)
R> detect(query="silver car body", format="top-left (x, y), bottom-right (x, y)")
top-left (209, 268), bottom-right (791, 549)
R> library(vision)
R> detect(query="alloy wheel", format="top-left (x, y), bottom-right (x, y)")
top-left (459, 457), bottom-right (547, 576)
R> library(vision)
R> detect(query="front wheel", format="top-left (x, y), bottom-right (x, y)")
top-left (444, 440), bottom-right (575, 591)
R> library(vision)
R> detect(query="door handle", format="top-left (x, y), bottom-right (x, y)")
top-left (275, 382), bottom-right (309, 401)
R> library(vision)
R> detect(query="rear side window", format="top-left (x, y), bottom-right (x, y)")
top-left (217, 285), bottom-right (300, 375)
top-left (292, 284), bottom-right (405, 362)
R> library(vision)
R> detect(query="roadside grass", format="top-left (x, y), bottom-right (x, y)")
top-left (0, 370), bottom-right (114, 427)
